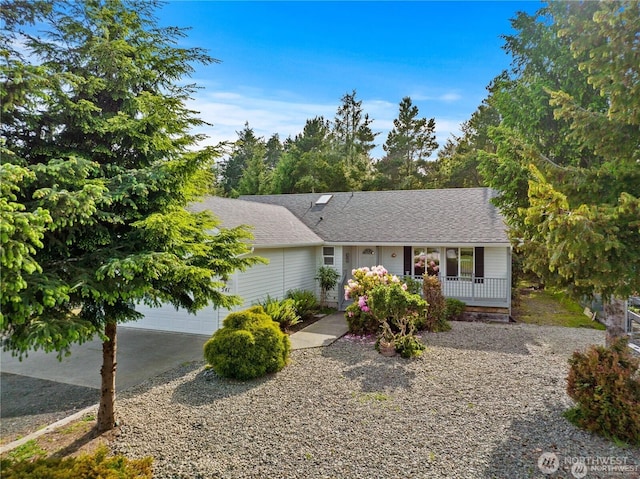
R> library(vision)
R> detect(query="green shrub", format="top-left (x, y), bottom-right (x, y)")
top-left (258, 295), bottom-right (301, 332)
top-left (286, 289), bottom-right (319, 320)
top-left (368, 283), bottom-right (427, 330)
top-left (345, 305), bottom-right (379, 335)
top-left (421, 276), bottom-right (451, 332)
top-left (394, 334), bottom-right (426, 358)
top-left (368, 283), bottom-right (427, 358)
top-left (566, 337), bottom-right (640, 445)
top-left (204, 306), bottom-right (290, 380)
top-left (445, 298), bottom-right (466, 321)
top-left (0, 445), bottom-right (152, 479)
top-left (402, 276), bottom-right (423, 295)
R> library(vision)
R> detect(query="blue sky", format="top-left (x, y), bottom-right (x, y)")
top-left (158, 1), bottom-right (542, 158)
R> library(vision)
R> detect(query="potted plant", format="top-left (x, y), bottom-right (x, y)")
top-left (315, 266), bottom-right (340, 308)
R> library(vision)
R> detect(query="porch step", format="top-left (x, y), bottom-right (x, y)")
top-left (462, 306), bottom-right (510, 323)
top-left (464, 306), bottom-right (510, 315)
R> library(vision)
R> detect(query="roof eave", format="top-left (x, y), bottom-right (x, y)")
top-left (323, 241), bottom-right (511, 248)
top-left (252, 241), bottom-right (324, 249)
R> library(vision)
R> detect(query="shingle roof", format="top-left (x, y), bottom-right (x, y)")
top-left (240, 188), bottom-right (509, 245)
top-left (191, 196), bottom-right (323, 248)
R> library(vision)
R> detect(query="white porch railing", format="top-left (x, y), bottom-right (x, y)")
top-left (338, 272), bottom-right (510, 311)
top-left (402, 274), bottom-right (510, 308)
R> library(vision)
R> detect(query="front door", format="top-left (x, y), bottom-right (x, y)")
top-left (358, 246), bottom-right (378, 269)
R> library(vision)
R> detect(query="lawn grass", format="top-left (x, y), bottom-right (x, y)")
top-left (4, 440), bottom-right (47, 462)
top-left (514, 287), bottom-right (606, 330)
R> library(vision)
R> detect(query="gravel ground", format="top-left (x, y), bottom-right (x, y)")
top-left (111, 322), bottom-right (639, 479)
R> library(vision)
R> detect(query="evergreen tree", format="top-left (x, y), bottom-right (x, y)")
top-left (219, 123), bottom-right (266, 196)
top-left (0, 0), bottom-right (261, 431)
top-left (332, 90), bottom-right (378, 190)
top-left (264, 133), bottom-right (283, 170)
top-left (374, 97), bottom-right (438, 190)
top-left (271, 117), bottom-right (346, 193)
top-left (234, 126), bottom-right (268, 196)
top-left (480, 1), bottom-right (640, 342)
top-left (431, 101), bottom-right (498, 188)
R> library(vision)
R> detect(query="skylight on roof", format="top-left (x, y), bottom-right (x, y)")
top-left (315, 194), bottom-right (333, 205)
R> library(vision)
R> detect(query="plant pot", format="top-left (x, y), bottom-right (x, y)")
top-left (379, 342), bottom-right (397, 357)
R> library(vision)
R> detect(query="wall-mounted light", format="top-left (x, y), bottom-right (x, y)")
top-left (362, 248), bottom-right (375, 255)
top-left (391, 252), bottom-right (397, 258)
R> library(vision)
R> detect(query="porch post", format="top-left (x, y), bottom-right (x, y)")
top-left (471, 275), bottom-right (475, 302)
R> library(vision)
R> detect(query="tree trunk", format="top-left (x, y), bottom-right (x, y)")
top-left (97, 321), bottom-right (117, 432)
top-left (603, 297), bottom-right (627, 347)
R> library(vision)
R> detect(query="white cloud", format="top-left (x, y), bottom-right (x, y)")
top-left (411, 91), bottom-right (463, 103)
top-left (439, 92), bottom-right (463, 102)
top-left (188, 89), bottom-right (464, 160)
top-left (188, 90), bottom-right (337, 147)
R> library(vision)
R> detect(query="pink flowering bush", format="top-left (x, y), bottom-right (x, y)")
top-left (344, 265), bottom-right (408, 334)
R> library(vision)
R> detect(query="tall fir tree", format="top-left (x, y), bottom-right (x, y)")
top-left (332, 90), bottom-right (378, 190)
top-left (431, 101), bottom-right (498, 188)
top-left (270, 117), bottom-right (346, 193)
top-left (219, 123), bottom-right (267, 197)
top-left (480, 1), bottom-right (640, 342)
top-left (0, 0), bottom-right (261, 431)
top-left (264, 133), bottom-right (283, 170)
top-left (374, 97), bottom-right (438, 190)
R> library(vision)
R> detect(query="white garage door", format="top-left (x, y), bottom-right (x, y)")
top-left (124, 247), bottom-right (318, 335)
top-left (125, 302), bottom-right (223, 336)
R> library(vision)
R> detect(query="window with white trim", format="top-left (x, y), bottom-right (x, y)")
top-left (446, 247), bottom-right (474, 279)
top-left (323, 246), bottom-right (335, 266)
top-left (444, 247), bottom-right (485, 280)
top-left (413, 247), bottom-right (441, 277)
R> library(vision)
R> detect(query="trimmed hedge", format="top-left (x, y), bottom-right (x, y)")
top-left (204, 306), bottom-right (290, 380)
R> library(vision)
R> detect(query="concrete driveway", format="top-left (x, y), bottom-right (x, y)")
top-left (1, 327), bottom-right (208, 443)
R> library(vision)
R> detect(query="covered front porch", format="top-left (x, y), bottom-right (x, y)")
top-left (335, 244), bottom-right (511, 313)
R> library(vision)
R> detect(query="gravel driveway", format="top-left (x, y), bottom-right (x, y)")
top-left (111, 322), bottom-right (639, 478)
